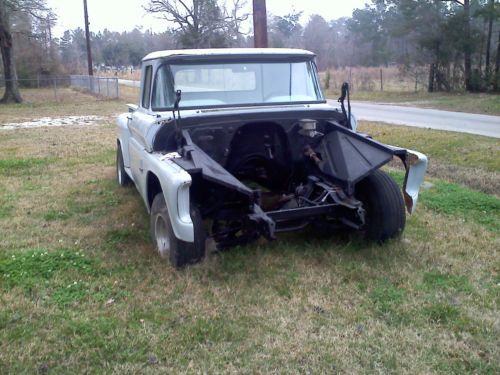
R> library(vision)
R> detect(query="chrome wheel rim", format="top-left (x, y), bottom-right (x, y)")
top-left (117, 164), bottom-right (123, 184)
top-left (117, 152), bottom-right (123, 184)
top-left (155, 214), bottom-right (170, 257)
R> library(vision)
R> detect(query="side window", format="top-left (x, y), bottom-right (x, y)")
top-left (142, 65), bottom-right (153, 109)
top-left (152, 65), bottom-right (174, 109)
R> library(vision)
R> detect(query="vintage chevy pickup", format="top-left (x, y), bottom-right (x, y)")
top-left (116, 48), bottom-right (428, 267)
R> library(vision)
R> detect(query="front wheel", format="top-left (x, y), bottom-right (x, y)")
top-left (150, 193), bottom-right (206, 268)
top-left (116, 143), bottom-right (132, 187)
top-left (355, 170), bottom-right (406, 242)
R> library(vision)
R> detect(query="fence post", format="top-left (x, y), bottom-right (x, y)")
top-left (115, 78), bottom-right (119, 99)
top-left (53, 78), bottom-right (58, 101)
top-left (106, 78), bottom-right (109, 97)
top-left (380, 69), bottom-right (383, 91)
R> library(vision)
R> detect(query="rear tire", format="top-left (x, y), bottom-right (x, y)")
top-left (150, 193), bottom-right (206, 268)
top-left (356, 170), bottom-right (406, 242)
top-left (116, 143), bottom-right (132, 187)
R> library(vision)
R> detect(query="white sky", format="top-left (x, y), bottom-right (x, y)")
top-left (46, 0), bottom-right (369, 38)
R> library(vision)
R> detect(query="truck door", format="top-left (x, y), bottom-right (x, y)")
top-left (128, 64), bottom-right (154, 197)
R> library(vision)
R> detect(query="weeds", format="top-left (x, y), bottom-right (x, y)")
top-left (0, 249), bottom-right (98, 290)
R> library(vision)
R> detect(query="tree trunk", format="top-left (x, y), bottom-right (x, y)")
top-left (0, 8), bottom-right (23, 103)
top-left (485, 0), bottom-right (494, 73)
top-left (463, 0), bottom-right (472, 91)
top-left (428, 63), bottom-right (436, 93)
top-left (478, 19), bottom-right (486, 75)
top-left (494, 30), bottom-right (500, 92)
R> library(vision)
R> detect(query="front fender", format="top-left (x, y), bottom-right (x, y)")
top-left (403, 149), bottom-right (428, 214)
top-left (146, 153), bottom-right (194, 243)
top-left (117, 113), bottom-right (132, 168)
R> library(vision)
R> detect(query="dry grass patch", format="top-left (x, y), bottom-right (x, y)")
top-left (360, 121), bottom-right (500, 195)
top-left (119, 85), bottom-right (140, 104)
top-left (0, 88), bottom-right (126, 124)
top-left (0, 117), bottom-right (499, 373)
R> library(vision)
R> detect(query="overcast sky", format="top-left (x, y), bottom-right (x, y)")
top-left (46, 0), bottom-right (369, 38)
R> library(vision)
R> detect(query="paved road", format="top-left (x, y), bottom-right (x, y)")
top-left (327, 100), bottom-right (500, 138)
top-left (118, 78), bottom-right (499, 138)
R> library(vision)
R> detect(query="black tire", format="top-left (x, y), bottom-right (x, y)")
top-left (150, 193), bottom-right (206, 268)
top-left (355, 170), bottom-right (406, 242)
top-left (116, 143), bottom-right (132, 187)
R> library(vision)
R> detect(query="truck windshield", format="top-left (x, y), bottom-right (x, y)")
top-left (151, 61), bottom-right (324, 109)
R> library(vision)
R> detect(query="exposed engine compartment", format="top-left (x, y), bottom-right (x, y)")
top-left (151, 106), bottom-right (409, 249)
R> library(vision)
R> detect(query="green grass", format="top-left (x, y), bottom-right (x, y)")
top-left (0, 196), bottom-right (14, 219)
top-left (330, 91), bottom-right (500, 116)
top-left (421, 180), bottom-right (500, 232)
top-left (389, 171), bottom-right (500, 232)
top-left (362, 122), bottom-right (500, 196)
top-left (360, 123), bottom-right (500, 172)
top-left (0, 249), bottom-right (98, 292)
top-left (0, 157), bottom-right (53, 176)
top-left (421, 272), bottom-right (473, 293)
top-left (0, 101), bottom-right (499, 373)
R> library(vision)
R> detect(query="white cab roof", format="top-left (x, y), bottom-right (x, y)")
top-left (143, 48), bottom-right (315, 62)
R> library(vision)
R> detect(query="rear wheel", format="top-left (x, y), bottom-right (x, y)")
top-left (356, 170), bottom-right (406, 242)
top-left (150, 193), bottom-right (206, 268)
top-left (116, 143), bottom-right (132, 187)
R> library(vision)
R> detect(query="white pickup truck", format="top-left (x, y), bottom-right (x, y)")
top-left (116, 48), bottom-right (428, 267)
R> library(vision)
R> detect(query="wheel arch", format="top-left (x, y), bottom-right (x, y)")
top-left (144, 160), bottom-right (194, 243)
top-left (146, 171), bottom-right (163, 211)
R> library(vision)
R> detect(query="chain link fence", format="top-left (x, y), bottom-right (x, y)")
top-left (0, 77), bottom-right (71, 101)
top-left (69, 75), bottom-right (119, 98)
top-left (0, 75), bottom-right (120, 100)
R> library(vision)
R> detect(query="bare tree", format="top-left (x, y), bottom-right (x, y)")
top-left (222, 0), bottom-right (249, 46)
top-left (0, 0), bottom-right (50, 103)
top-left (145, 0), bottom-right (245, 48)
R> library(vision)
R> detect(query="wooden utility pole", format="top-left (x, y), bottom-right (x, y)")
top-left (253, 0), bottom-right (268, 48)
top-left (83, 0), bottom-right (93, 76)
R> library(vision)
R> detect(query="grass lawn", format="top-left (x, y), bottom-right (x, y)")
top-left (326, 90), bottom-right (500, 116)
top-left (359, 122), bottom-right (500, 196)
top-left (0, 87), bottom-right (136, 124)
top-left (0, 93), bottom-right (499, 373)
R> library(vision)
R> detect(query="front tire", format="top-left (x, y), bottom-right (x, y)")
top-left (356, 170), bottom-right (406, 242)
top-left (150, 193), bottom-right (206, 268)
top-left (116, 143), bottom-right (132, 187)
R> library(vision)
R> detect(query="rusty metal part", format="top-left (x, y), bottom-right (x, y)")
top-left (304, 144), bottom-right (321, 164)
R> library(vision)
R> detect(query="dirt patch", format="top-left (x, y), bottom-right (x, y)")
top-left (0, 115), bottom-right (106, 130)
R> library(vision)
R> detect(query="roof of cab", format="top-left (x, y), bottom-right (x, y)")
top-left (142, 48), bottom-right (315, 62)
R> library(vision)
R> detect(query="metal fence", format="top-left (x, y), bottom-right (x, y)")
top-left (0, 77), bottom-right (71, 101)
top-left (0, 75), bottom-right (120, 100)
top-left (69, 75), bottom-right (119, 98)
top-left (0, 76), bottom-right (71, 89)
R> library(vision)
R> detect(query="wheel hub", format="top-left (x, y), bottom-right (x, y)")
top-left (155, 215), bottom-right (171, 257)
